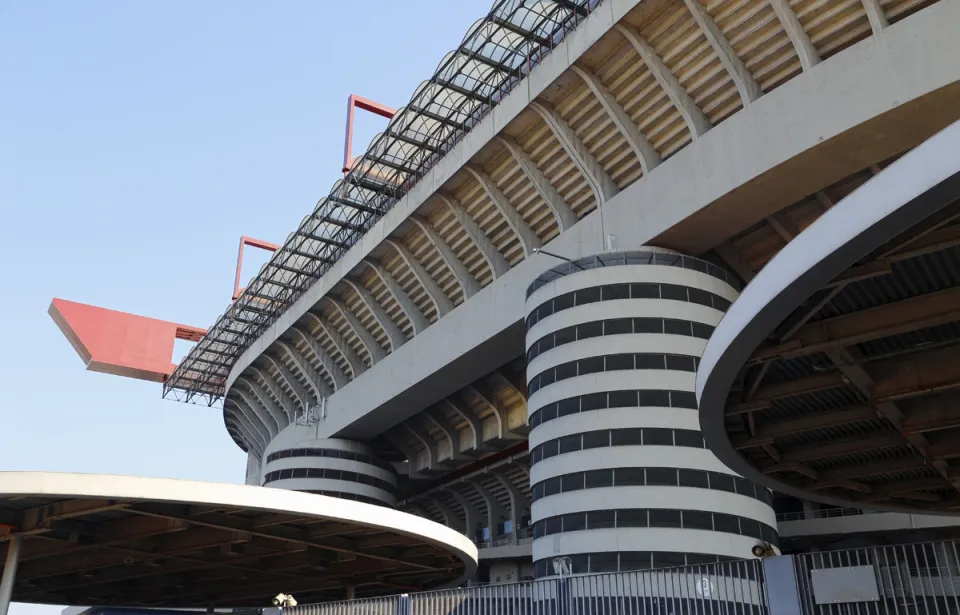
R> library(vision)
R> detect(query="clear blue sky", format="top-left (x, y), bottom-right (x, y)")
top-left (0, 1), bottom-right (489, 612)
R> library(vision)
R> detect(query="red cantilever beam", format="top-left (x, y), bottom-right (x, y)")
top-left (48, 298), bottom-right (206, 383)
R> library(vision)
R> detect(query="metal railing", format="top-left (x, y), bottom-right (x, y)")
top-left (777, 507), bottom-right (875, 522)
top-left (794, 540), bottom-right (960, 615)
top-left (280, 558), bottom-right (766, 615)
top-left (265, 539), bottom-right (960, 615)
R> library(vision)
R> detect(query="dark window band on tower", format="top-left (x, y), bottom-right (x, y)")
top-left (266, 447), bottom-right (396, 474)
top-left (526, 282), bottom-right (732, 330)
top-left (530, 427), bottom-right (706, 465)
top-left (263, 468), bottom-right (396, 495)
top-left (527, 318), bottom-right (716, 362)
top-left (532, 508), bottom-right (779, 546)
top-left (529, 389), bottom-right (698, 428)
top-left (530, 467), bottom-right (775, 507)
top-left (528, 352), bottom-right (701, 395)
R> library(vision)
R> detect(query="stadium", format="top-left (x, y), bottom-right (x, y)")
top-left (12, 0), bottom-right (960, 611)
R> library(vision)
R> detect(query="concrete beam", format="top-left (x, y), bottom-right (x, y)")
top-left (614, 23), bottom-right (711, 140)
top-left (411, 216), bottom-right (482, 300)
top-left (616, 23), bottom-right (713, 141)
top-left (496, 136), bottom-right (578, 231)
top-left (424, 497), bottom-right (463, 533)
top-left (248, 365), bottom-right (297, 423)
top-left (681, 0), bottom-right (763, 106)
top-left (385, 237), bottom-right (455, 318)
top-left (235, 377), bottom-right (285, 436)
top-left (492, 471), bottom-right (526, 544)
top-left (464, 166), bottom-right (542, 256)
top-left (363, 259), bottom-right (429, 335)
top-left (465, 480), bottom-right (506, 532)
top-left (424, 408), bottom-right (467, 462)
top-left (259, 355), bottom-right (310, 417)
top-left (384, 432), bottom-right (424, 479)
top-left (444, 490), bottom-right (479, 537)
top-left (225, 409), bottom-right (264, 456)
top-left (327, 297), bottom-right (386, 365)
top-left (570, 64), bottom-right (662, 175)
top-left (303, 311), bottom-right (366, 380)
top-left (275, 340), bottom-right (331, 400)
top-left (530, 101), bottom-right (618, 208)
top-left (226, 409), bottom-right (265, 456)
top-left (403, 422), bottom-right (442, 471)
top-left (231, 388), bottom-right (277, 441)
top-left (290, 327), bottom-right (348, 391)
top-left (342, 279), bottom-right (406, 353)
top-left (436, 195), bottom-right (510, 279)
top-left (442, 397), bottom-right (483, 452)
top-left (860, 0), bottom-right (889, 35)
top-left (767, 0), bottom-right (821, 70)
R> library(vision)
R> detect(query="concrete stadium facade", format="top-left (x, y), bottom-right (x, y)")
top-left (166, 0), bottom-right (960, 584)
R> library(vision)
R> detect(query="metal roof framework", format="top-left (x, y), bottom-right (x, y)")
top-left (164, 0), bottom-right (602, 407)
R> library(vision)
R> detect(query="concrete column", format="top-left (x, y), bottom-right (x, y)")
top-left (0, 535), bottom-right (22, 615)
top-left (345, 585), bottom-right (356, 601)
top-left (525, 249), bottom-right (777, 579)
top-left (802, 500), bottom-right (818, 520)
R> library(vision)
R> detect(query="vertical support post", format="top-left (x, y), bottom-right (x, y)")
top-left (0, 535), bottom-right (22, 615)
top-left (346, 585), bottom-right (356, 601)
top-left (762, 555), bottom-right (804, 615)
top-left (342, 95), bottom-right (397, 173)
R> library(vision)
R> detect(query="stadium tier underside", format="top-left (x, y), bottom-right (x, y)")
top-left (45, 0), bottom-right (960, 593)
top-left (697, 117), bottom-right (960, 515)
top-left (0, 473), bottom-right (476, 607)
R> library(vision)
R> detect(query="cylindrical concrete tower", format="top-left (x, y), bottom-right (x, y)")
top-left (525, 250), bottom-right (777, 578)
top-left (261, 438), bottom-right (398, 507)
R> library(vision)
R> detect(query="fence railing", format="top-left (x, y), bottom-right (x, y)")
top-left (281, 558), bottom-right (766, 615)
top-left (279, 540), bottom-right (960, 615)
top-left (777, 507), bottom-right (875, 522)
top-left (794, 540), bottom-right (960, 615)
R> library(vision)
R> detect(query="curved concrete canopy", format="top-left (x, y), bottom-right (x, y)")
top-left (697, 119), bottom-right (960, 514)
top-left (0, 472), bottom-right (477, 607)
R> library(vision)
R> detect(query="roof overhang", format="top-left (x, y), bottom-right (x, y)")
top-left (0, 473), bottom-right (477, 607)
top-left (697, 118), bottom-right (960, 513)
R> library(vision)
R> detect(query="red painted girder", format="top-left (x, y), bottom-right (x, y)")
top-left (49, 298), bottom-right (206, 383)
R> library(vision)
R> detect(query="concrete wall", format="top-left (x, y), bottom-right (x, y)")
top-left (313, 0), bottom-right (960, 442)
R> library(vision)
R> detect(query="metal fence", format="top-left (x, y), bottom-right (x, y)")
top-left (794, 540), bottom-right (960, 615)
top-left (776, 508), bottom-right (874, 522)
top-left (282, 558), bottom-right (767, 615)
